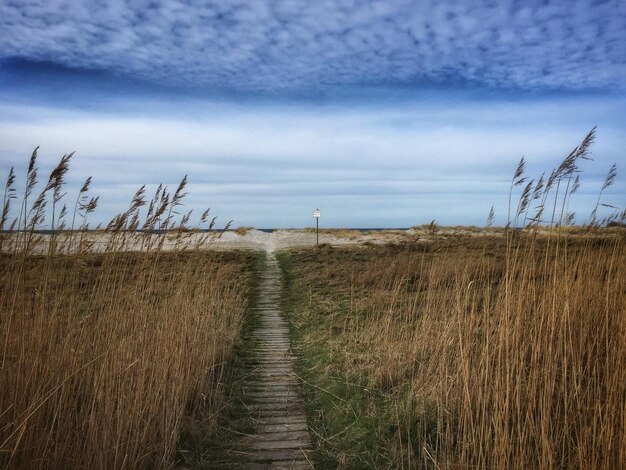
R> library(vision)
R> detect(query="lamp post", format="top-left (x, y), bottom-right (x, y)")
top-left (313, 209), bottom-right (321, 246)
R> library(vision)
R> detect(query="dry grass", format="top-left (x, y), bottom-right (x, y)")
top-left (1, 251), bottom-right (249, 469)
top-left (280, 129), bottom-right (626, 468)
top-left (0, 150), bottom-right (249, 469)
top-left (234, 226), bottom-right (254, 236)
top-left (283, 233), bottom-right (625, 468)
top-left (320, 229), bottom-right (362, 240)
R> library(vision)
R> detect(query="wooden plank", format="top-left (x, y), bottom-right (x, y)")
top-left (250, 335), bottom-right (290, 338)
top-left (251, 415), bottom-right (307, 425)
top-left (249, 403), bottom-right (304, 411)
top-left (250, 410), bottom-right (308, 418)
top-left (245, 391), bottom-right (300, 400)
top-left (251, 348), bottom-right (291, 352)
top-left (249, 398), bottom-right (304, 407)
top-left (255, 363), bottom-right (293, 368)
top-left (257, 422), bottom-right (308, 433)
top-left (245, 380), bottom-right (299, 387)
top-left (244, 387), bottom-right (300, 395)
top-left (254, 373), bottom-right (296, 380)
top-left (253, 430), bottom-right (311, 441)
top-left (255, 366), bottom-right (293, 372)
top-left (244, 462), bottom-right (312, 470)
top-left (251, 340), bottom-right (291, 344)
top-left (250, 439), bottom-right (311, 450)
top-left (252, 346), bottom-right (291, 349)
top-left (256, 329), bottom-right (287, 332)
top-left (246, 393), bottom-right (301, 400)
top-left (254, 357), bottom-right (295, 362)
top-left (238, 449), bottom-right (312, 462)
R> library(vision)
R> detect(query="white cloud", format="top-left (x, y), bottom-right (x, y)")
top-left (1, 0), bottom-right (625, 92)
top-left (0, 95), bottom-right (624, 227)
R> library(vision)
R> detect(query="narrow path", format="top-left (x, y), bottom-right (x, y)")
top-left (239, 253), bottom-right (313, 469)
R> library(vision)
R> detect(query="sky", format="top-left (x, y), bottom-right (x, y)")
top-left (0, 0), bottom-right (625, 228)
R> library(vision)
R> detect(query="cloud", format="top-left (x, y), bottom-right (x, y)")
top-left (0, 95), bottom-right (624, 227)
top-left (1, 0), bottom-right (625, 92)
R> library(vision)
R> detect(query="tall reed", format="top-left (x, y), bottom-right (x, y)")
top-left (282, 129), bottom-right (625, 468)
top-left (0, 150), bottom-right (246, 469)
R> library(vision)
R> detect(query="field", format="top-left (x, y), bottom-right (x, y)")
top-left (0, 246), bottom-right (253, 469)
top-left (278, 231), bottom-right (626, 468)
top-left (0, 151), bottom-right (261, 469)
top-left (2, 227), bottom-right (624, 469)
top-left (1, 136), bottom-right (625, 468)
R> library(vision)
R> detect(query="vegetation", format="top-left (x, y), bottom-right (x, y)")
top-left (0, 149), bottom-right (250, 469)
top-left (278, 129), bottom-right (625, 468)
top-left (177, 250), bottom-right (267, 469)
top-left (1, 128), bottom-right (624, 468)
top-left (280, 232), bottom-right (625, 468)
top-left (234, 225), bottom-right (255, 236)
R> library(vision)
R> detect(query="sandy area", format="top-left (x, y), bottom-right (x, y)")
top-left (215, 229), bottom-right (356, 252)
top-left (2, 228), bottom-right (425, 254)
top-left (212, 226), bottom-right (499, 252)
top-left (202, 228), bottom-right (440, 251)
top-left (11, 225), bottom-right (602, 254)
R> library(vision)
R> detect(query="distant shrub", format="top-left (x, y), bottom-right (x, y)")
top-left (234, 226), bottom-right (254, 236)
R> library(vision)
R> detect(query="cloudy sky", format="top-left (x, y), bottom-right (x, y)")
top-left (1, 0), bottom-right (625, 228)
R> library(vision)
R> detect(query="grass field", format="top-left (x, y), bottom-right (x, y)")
top-left (1, 133), bottom-right (625, 468)
top-left (272, 129), bottom-right (626, 469)
top-left (0, 151), bottom-right (255, 469)
top-left (278, 230), bottom-right (625, 468)
top-left (0, 249), bottom-right (252, 469)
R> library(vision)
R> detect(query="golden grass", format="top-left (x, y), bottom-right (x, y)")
top-left (281, 128), bottom-right (625, 468)
top-left (0, 249), bottom-right (249, 469)
top-left (283, 230), bottom-right (625, 468)
top-left (0, 149), bottom-right (249, 469)
top-left (1, 129), bottom-right (624, 468)
top-left (234, 226), bottom-right (255, 236)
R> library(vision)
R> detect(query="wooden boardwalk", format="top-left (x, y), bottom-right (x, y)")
top-left (238, 253), bottom-right (313, 469)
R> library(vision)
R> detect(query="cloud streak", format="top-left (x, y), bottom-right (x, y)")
top-left (1, 0), bottom-right (625, 92)
top-left (1, 95), bottom-right (624, 227)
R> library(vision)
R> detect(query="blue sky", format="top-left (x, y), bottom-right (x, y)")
top-left (1, 0), bottom-right (625, 228)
